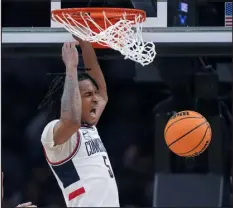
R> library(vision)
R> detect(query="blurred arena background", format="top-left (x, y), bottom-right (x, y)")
top-left (2, 0), bottom-right (232, 207)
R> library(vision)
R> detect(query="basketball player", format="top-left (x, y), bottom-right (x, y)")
top-left (41, 40), bottom-right (119, 207)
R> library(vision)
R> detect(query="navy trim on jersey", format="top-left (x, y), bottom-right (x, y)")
top-left (44, 131), bottom-right (81, 166)
top-left (80, 125), bottom-right (96, 132)
top-left (81, 124), bottom-right (95, 129)
top-left (51, 159), bottom-right (80, 188)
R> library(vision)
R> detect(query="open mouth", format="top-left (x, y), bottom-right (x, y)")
top-left (90, 108), bottom-right (96, 116)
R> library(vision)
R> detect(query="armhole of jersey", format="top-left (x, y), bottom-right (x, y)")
top-left (43, 131), bottom-right (81, 166)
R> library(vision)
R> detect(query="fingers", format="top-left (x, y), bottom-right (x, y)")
top-left (63, 42), bottom-right (79, 49)
top-left (71, 42), bottom-right (76, 49)
top-left (17, 202), bottom-right (37, 207)
top-left (62, 43), bottom-right (75, 57)
top-left (72, 34), bottom-right (83, 42)
top-left (63, 42), bottom-right (70, 50)
top-left (62, 41), bottom-right (79, 68)
top-left (72, 34), bottom-right (79, 40)
top-left (17, 202), bottom-right (32, 207)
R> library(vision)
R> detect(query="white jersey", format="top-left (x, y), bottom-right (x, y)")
top-left (41, 120), bottom-right (119, 207)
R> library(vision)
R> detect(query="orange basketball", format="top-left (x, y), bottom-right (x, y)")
top-left (164, 110), bottom-right (212, 157)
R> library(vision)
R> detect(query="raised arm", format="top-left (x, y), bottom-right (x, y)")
top-left (74, 38), bottom-right (108, 124)
top-left (53, 42), bottom-right (82, 145)
top-left (79, 40), bottom-right (108, 102)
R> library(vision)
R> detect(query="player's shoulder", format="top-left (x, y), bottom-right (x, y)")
top-left (45, 119), bottom-right (60, 128)
top-left (42, 119), bottom-right (59, 134)
top-left (41, 119), bottom-right (79, 150)
top-left (41, 119), bottom-right (59, 141)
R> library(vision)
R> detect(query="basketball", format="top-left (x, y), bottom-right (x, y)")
top-left (164, 111), bottom-right (212, 157)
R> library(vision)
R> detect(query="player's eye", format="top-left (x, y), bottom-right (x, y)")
top-left (85, 92), bottom-right (92, 97)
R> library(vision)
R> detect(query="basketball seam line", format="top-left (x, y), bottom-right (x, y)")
top-left (165, 116), bottom-right (203, 136)
top-left (168, 121), bottom-right (207, 147)
top-left (177, 126), bottom-right (210, 155)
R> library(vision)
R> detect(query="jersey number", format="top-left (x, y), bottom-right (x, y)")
top-left (102, 156), bottom-right (114, 178)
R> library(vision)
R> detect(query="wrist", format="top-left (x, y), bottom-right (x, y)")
top-left (66, 66), bottom-right (78, 71)
top-left (66, 67), bottom-right (78, 76)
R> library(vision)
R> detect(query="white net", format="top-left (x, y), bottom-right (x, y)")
top-left (52, 11), bottom-right (156, 66)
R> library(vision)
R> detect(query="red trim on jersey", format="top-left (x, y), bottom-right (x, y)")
top-left (68, 187), bottom-right (86, 201)
top-left (43, 131), bottom-right (81, 165)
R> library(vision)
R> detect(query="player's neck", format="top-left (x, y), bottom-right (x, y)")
top-left (81, 122), bottom-right (93, 127)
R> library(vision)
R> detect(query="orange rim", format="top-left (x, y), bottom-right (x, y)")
top-left (51, 7), bottom-right (146, 27)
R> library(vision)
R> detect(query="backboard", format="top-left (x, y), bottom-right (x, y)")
top-left (2, 0), bottom-right (232, 44)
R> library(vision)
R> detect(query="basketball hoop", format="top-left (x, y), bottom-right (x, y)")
top-left (51, 8), bottom-right (156, 66)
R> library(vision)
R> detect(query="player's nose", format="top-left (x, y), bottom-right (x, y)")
top-left (92, 94), bottom-right (99, 102)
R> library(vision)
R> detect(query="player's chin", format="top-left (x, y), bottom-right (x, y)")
top-left (86, 114), bottom-right (97, 125)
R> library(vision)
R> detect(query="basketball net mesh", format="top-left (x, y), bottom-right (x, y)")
top-left (52, 11), bottom-right (156, 66)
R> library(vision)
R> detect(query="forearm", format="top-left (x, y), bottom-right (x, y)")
top-left (80, 42), bottom-right (108, 100)
top-left (61, 68), bottom-right (81, 124)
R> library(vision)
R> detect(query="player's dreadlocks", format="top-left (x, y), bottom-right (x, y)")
top-left (38, 69), bottom-right (98, 110)
top-left (78, 69), bottom-right (98, 89)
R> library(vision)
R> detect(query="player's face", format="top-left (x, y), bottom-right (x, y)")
top-left (79, 79), bottom-right (99, 125)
